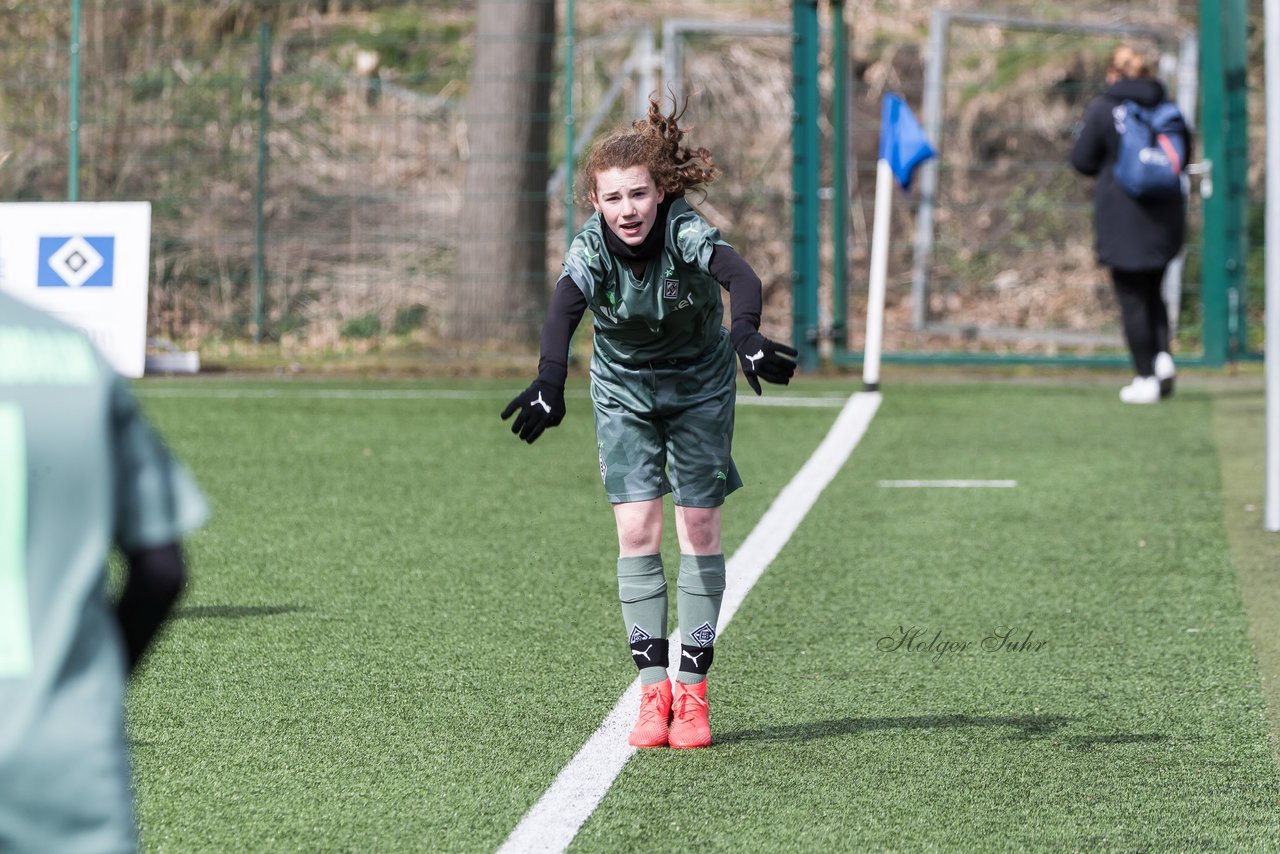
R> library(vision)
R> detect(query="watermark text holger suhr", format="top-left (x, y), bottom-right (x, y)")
top-left (878, 626), bottom-right (1048, 663)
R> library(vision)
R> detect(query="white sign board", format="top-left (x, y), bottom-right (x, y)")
top-left (0, 202), bottom-right (152, 378)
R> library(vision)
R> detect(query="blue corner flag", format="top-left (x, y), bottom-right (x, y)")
top-left (879, 93), bottom-right (936, 191)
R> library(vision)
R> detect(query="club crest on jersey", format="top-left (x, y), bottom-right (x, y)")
top-left (663, 278), bottom-right (680, 300)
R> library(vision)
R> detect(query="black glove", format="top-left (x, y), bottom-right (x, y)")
top-left (500, 379), bottom-right (566, 444)
top-left (733, 330), bottom-right (798, 395)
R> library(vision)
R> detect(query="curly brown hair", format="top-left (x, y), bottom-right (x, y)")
top-left (1108, 44), bottom-right (1153, 80)
top-left (578, 94), bottom-right (720, 206)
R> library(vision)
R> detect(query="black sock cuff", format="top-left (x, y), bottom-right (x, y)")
top-left (678, 643), bottom-right (713, 675)
top-left (630, 637), bottom-right (669, 670)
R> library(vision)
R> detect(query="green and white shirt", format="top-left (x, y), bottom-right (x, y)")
top-left (561, 198), bottom-right (733, 366)
top-left (0, 292), bottom-right (208, 854)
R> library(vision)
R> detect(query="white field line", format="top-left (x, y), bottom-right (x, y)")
top-left (878, 479), bottom-right (1017, 488)
top-left (738, 395), bottom-right (846, 408)
top-left (133, 386), bottom-right (846, 408)
top-left (496, 391), bottom-right (883, 854)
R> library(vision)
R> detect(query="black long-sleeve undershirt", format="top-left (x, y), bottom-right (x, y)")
top-left (710, 244), bottom-right (763, 348)
top-left (536, 245), bottom-right (763, 384)
top-left (536, 277), bottom-right (586, 386)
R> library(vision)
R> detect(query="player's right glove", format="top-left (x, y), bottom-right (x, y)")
top-left (732, 329), bottom-right (798, 395)
top-left (500, 379), bottom-right (566, 444)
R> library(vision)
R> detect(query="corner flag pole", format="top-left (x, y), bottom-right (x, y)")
top-left (863, 94), bottom-right (935, 392)
top-left (1266, 0), bottom-right (1279, 532)
top-left (863, 158), bottom-right (894, 392)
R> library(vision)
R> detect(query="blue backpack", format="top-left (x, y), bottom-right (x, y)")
top-left (1113, 100), bottom-right (1188, 200)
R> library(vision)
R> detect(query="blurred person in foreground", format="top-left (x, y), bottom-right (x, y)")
top-left (501, 95), bottom-right (795, 748)
top-left (0, 291), bottom-right (208, 852)
top-left (1070, 43), bottom-right (1190, 404)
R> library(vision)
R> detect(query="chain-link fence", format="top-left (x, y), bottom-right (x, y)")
top-left (0, 0), bottom-right (1262, 362)
top-left (1, 3), bottom-right (475, 351)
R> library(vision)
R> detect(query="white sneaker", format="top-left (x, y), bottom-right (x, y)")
top-left (1154, 352), bottom-right (1176, 398)
top-left (1119, 376), bottom-right (1161, 404)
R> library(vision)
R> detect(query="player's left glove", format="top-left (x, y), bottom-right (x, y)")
top-left (500, 379), bottom-right (566, 444)
top-left (732, 329), bottom-right (798, 395)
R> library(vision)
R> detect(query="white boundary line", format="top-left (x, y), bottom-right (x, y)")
top-left (496, 391), bottom-right (882, 854)
top-left (133, 387), bottom-right (846, 408)
top-left (138, 387), bottom-right (499, 400)
top-left (878, 479), bottom-right (1017, 488)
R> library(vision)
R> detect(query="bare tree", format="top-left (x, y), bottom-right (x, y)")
top-left (449, 0), bottom-right (557, 342)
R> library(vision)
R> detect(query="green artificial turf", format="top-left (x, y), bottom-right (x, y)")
top-left (577, 382), bottom-right (1280, 851)
top-left (1214, 383), bottom-right (1280, 768)
top-left (127, 379), bottom-right (837, 851)
top-left (125, 377), bottom-right (1280, 852)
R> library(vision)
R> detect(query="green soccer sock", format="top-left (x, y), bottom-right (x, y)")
top-left (676, 553), bottom-right (726, 685)
top-left (617, 554), bottom-right (669, 685)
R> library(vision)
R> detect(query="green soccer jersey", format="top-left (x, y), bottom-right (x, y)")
top-left (0, 293), bottom-right (208, 854)
top-left (561, 198), bottom-right (732, 366)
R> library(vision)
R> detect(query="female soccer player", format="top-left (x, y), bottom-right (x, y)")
top-left (502, 95), bottom-right (796, 749)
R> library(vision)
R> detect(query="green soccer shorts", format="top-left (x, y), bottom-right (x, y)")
top-left (590, 341), bottom-right (743, 508)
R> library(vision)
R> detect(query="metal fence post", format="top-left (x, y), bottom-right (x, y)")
top-left (830, 0), bottom-right (849, 349)
top-left (1199, 0), bottom-right (1249, 365)
top-left (911, 10), bottom-right (948, 332)
top-left (68, 0), bottom-right (81, 200)
top-left (254, 22), bottom-right (270, 343)
top-left (563, 0), bottom-right (576, 252)
top-left (791, 0), bottom-right (820, 370)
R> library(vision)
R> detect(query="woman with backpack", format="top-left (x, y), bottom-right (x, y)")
top-left (1070, 44), bottom-right (1190, 404)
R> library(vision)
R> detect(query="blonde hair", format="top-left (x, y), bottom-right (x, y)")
top-left (578, 94), bottom-right (719, 206)
top-left (1108, 44), bottom-right (1153, 80)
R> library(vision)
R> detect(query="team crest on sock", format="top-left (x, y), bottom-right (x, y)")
top-left (689, 622), bottom-right (716, 647)
top-left (628, 625), bottom-right (651, 644)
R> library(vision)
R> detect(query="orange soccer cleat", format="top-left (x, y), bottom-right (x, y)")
top-left (668, 680), bottom-right (711, 749)
top-left (628, 679), bottom-right (673, 748)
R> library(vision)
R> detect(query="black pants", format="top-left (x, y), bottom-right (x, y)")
top-left (1111, 268), bottom-right (1169, 378)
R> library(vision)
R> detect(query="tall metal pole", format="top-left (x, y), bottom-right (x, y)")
top-left (791, 1), bottom-right (820, 370)
top-left (68, 0), bottom-right (81, 200)
top-left (1225, 0), bottom-right (1251, 357)
top-left (911, 10), bottom-right (947, 330)
top-left (1266, 0), bottom-right (1280, 532)
top-left (830, 0), bottom-right (848, 349)
top-left (1199, 0), bottom-right (1249, 365)
top-left (253, 23), bottom-right (270, 343)
top-left (563, 0), bottom-right (576, 251)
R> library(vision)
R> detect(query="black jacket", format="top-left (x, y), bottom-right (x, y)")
top-left (1069, 77), bottom-right (1188, 272)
